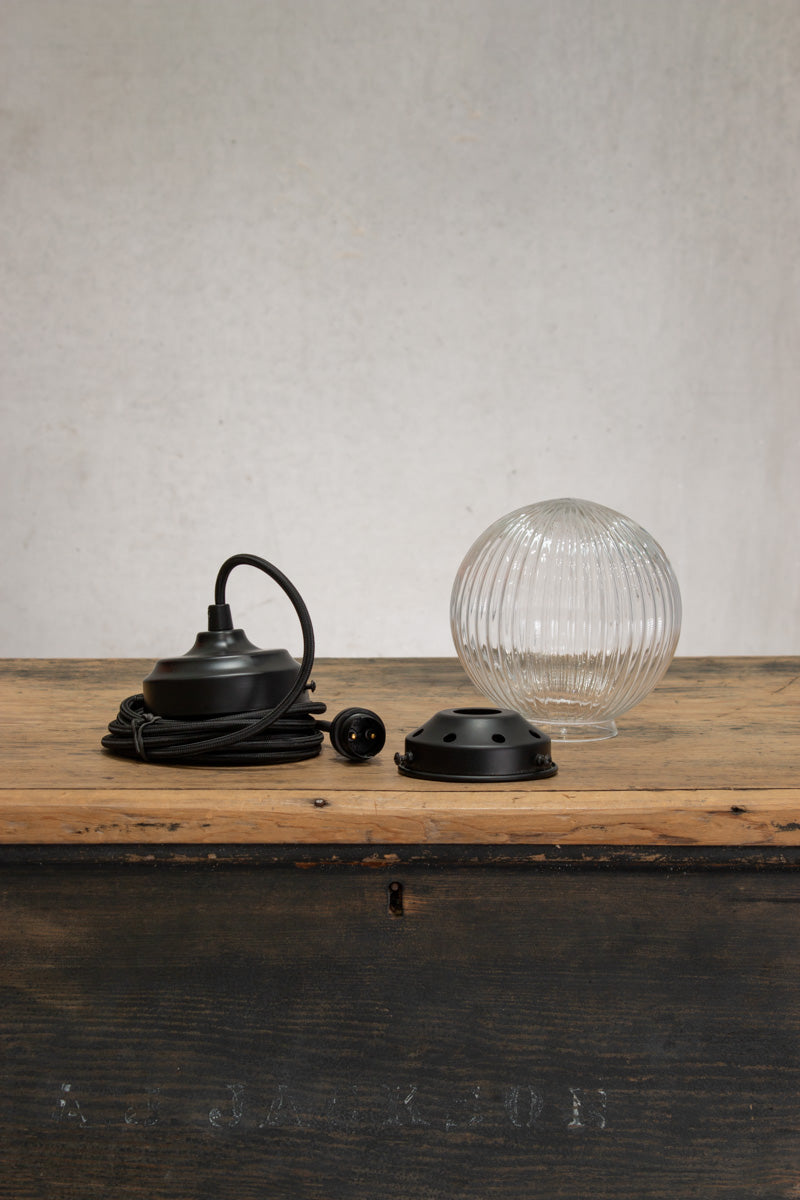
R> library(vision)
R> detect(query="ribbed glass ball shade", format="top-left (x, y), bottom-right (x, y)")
top-left (450, 498), bottom-right (682, 741)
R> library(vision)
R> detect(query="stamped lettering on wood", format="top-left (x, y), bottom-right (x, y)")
top-left (50, 1079), bottom-right (608, 1135)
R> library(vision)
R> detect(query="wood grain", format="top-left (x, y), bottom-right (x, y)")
top-left (2, 865), bottom-right (800, 1199)
top-left (1, 657), bottom-right (799, 845)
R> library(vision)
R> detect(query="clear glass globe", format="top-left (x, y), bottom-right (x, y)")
top-left (450, 498), bottom-right (682, 741)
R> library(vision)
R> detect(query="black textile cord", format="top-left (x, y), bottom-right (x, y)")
top-left (102, 694), bottom-right (328, 765)
top-left (101, 554), bottom-right (329, 766)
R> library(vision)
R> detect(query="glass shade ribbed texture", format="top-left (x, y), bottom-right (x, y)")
top-left (450, 498), bottom-right (682, 740)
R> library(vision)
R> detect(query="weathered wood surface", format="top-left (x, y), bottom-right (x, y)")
top-left (1, 657), bottom-right (798, 845)
top-left (2, 865), bottom-right (799, 1199)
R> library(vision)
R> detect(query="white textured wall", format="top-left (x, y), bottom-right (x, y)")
top-left (2, 0), bottom-right (799, 658)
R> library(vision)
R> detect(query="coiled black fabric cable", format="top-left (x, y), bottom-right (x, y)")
top-left (102, 554), bottom-right (364, 766)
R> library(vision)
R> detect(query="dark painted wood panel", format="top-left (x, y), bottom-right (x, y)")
top-left (4, 841), bottom-right (800, 867)
top-left (2, 865), bottom-right (799, 1198)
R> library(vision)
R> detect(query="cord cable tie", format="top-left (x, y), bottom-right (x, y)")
top-left (131, 712), bottom-right (158, 761)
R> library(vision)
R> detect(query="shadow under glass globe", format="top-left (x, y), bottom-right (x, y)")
top-left (450, 498), bottom-right (682, 741)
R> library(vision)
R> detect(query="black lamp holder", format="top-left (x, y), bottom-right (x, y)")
top-left (101, 554), bottom-right (385, 766)
top-left (395, 707), bottom-right (557, 783)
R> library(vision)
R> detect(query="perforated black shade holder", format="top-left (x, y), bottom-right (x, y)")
top-left (394, 707), bottom-right (558, 783)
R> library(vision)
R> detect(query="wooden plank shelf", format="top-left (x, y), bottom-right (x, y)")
top-left (2, 656), bottom-right (798, 846)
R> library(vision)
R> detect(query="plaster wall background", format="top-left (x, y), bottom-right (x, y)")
top-left (2, 0), bottom-right (799, 657)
